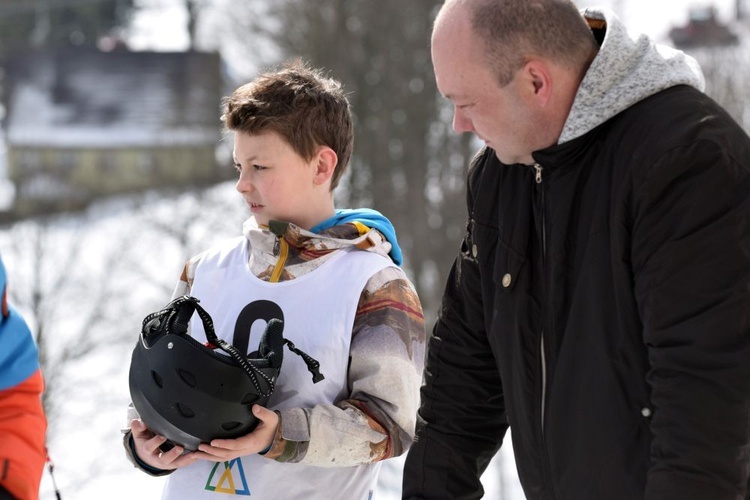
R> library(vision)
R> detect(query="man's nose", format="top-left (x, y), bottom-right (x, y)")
top-left (452, 107), bottom-right (474, 134)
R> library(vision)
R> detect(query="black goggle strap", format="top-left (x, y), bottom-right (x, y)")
top-left (191, 298), bottom-right (325, 386)
top-left (283, 339), bottom-right (325, 383)
top-left (151, 296), bottom-right (325, 393)
top-left (191, 299), bottom-right (276, 397)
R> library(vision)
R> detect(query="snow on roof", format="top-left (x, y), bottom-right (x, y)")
top-left (4, 48), bottom-right (223, 148)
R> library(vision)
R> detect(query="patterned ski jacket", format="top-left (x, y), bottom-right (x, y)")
top-left (125, 214), bottom-right (425, 475)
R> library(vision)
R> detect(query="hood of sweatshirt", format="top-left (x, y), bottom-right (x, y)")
top-left (242, 209), bottom-right (399, 282)
top-left (558, 7), bottom-right (705, 144)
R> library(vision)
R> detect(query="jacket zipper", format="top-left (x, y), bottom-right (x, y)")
top-left (534, 162), bottom-right (547, 431)
top-left (535, 162), bottom-right (557, 500)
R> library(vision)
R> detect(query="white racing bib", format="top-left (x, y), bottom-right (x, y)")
top-left (163, 237), bottom-right (393, 499)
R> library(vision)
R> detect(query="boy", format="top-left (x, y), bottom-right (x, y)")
top-left (123, 61), bottom-right (426, 499)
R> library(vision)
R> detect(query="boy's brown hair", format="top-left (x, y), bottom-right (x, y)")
top-left (221, 60), bottom-right (353, 190)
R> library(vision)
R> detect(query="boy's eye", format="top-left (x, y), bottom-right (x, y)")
top-left (253, 164), bottom-right (266, 171)
top-left (233, 163), bottom-right (242, 173)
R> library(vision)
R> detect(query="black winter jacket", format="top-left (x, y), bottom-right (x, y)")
top-left (403, 85), bottom-right (750, 499)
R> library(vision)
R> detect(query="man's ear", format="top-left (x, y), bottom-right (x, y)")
top-left (313, 146), bottom-right (338, 186)
top-left (522, 60), bottom-right (553, 107)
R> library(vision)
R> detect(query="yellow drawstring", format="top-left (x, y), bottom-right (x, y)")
top-left (270, 236), bottom-right (289, 283)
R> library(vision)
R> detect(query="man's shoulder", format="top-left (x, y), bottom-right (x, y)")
top-left (616, 85), bottom-right (740, 141)
top-left (608, 85), bottom-right (749, 166)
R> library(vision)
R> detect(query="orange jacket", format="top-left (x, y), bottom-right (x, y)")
top-left (0, 369), bottom-right (46, 500)
top-left (1, 255), bottom-right (47, 500)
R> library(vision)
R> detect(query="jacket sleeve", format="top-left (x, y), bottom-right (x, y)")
top-left (403, 155), bottom-right (509, 499)
top-left (632, 139), bottom-right (750, 499)
top-left (0, 311), bottom-right (47, 500)
top-left (265, 266), bottom-right (426, 466)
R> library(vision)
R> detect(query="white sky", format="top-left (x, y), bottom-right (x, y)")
top-left (583, 0), bottom-right (741, 41)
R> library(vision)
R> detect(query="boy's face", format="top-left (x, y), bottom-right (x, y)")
top-left (233, 130), bottom-right (326, 229)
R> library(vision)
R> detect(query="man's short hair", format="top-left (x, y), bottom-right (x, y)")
top-left (468, 0), bottom-right (597, 86)
top-left (221, 60), bottom-right (353, 190)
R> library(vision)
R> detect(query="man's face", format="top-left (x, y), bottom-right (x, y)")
top-left (431, 9), bottom-right (540, 166)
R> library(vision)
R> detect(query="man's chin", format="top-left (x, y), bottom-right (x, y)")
top-left (491, 149), bottom-right (512, 165)
top-left (492, 149), bottom-right (534, 167)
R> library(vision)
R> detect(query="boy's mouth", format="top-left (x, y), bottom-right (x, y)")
top-left (246, 200), bottom-right (264, 211)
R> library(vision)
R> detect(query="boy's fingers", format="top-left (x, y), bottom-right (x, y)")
top-left (171, 452), bottom-right (198, 468)
top-left (252, 405), bottom-right (272, 421)
top-left (130, 419), bottom-right (149, 437)
top-left (204, 439), bottom-right (239, 451)
top-left (163, 445), bottom-right (185, 461)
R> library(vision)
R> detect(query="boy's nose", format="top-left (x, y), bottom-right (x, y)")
top-left (236, 175), bottom-right (252, 194)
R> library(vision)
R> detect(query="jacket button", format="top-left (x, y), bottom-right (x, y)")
top-left (502, 273), bottom-right (512, 288)
top-left (472, 244), bottom-right (478, 258)
top-left (641, 407), bottom-right (652, 418)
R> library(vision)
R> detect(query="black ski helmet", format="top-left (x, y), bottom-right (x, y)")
top-left (128, 295), bottom-right (323, 451)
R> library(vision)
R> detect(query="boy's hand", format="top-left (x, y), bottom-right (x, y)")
top-left (194, 405), bottom-right (279, 462)
top-left (130, 419), bottom-right (197, 470)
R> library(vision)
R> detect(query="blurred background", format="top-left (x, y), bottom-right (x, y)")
top-left (0, 0), bottom-right (746, 498)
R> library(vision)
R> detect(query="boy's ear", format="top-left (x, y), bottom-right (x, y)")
top-left (313, 147), bottom-right (338, 186)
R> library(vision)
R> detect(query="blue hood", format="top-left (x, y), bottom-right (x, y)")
top-left (310, 208), bottom-right (403, 266)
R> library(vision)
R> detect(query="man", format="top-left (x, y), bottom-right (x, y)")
top-left (0, 256), bottom-right (47, 500)
top-left (403, 0), bottom-right (750, 499)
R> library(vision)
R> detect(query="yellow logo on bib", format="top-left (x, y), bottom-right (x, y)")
top-left (205, 459), bottom-right (251, 495)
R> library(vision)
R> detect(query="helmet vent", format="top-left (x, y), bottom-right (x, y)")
top-left (151, 371), bottom-right (163, 388)
top-left (176, 402), bottom-right (195, 418)
top-left (221, 421), bottom-right (241, 431)
top-left (178, 369), bottom-right (196, 387)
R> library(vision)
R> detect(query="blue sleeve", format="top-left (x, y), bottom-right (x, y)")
top-left (0, 304), bottom-right (39, 391)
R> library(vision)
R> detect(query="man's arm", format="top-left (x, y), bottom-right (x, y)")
top-left (403, 237), bottom-right (508, 499)
top-left (633, 139), bottom-right (750, 499)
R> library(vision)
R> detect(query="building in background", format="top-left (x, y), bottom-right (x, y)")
top-left (2, 47), bottom-right (226, 218)
top-left (669, 4), bottom-right (740, 48)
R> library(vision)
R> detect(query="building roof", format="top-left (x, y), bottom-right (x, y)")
top-left (3, 48), bottom-right (223, 148)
